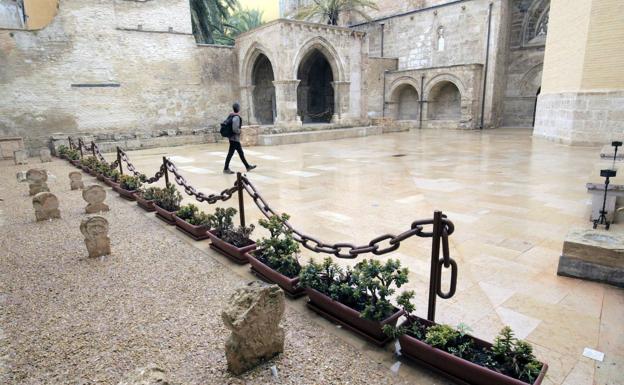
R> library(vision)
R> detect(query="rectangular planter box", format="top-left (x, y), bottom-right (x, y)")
top-left (398, 317), bottom-right (548, 385)
top-left (133, 193), bottom-right (155, 212)
top-left (112, 185), bottom-right (137, 201)
top-left (96, 174), bottom-right (106, 182)
top-left (305, 288), bottom-right (403, 346)
top-left (207, 231), bottom-right (256, 264)
top-left (247, 250), bottom-right (305, 298)
top-left (103, 177), bottom-right (116, 187)
top-left (153, 204), bottom-right (176, 225)
top-left (173, 214), bottom-right (210, 241)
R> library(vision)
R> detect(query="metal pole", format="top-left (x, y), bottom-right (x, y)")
top-left (237, 172), bottom-right (246, 228)
top-left (419, 75), bottom-right (425, 129)
top-left (380, 23), bottom-right (385, 57)
top-left (163, 157), bottom-right (170, 187)
top-left (427, 210), bottom-right (443, 322)
top-left (91, 141), bottom-right (96, 157)
top-left (68, 136), bottom-right (73, 150)
top-left (78, 139), bottom-right (83, 158)
top-left (117, 147), bottom-right (123, 175)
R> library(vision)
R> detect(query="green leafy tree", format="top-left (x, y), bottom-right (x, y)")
top-left (215, 7), bottom-right (265, 45)
top-left (190, 0), bottom-right (239, 44)
top-left (294, 0), bottom-right (378, 26)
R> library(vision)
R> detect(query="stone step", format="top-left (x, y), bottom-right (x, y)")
top-left (257, 126), bottom-right (383, 146)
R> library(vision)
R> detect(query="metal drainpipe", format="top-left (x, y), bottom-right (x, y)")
top-left (419, 75), bottom-right (425, 129)
top-left (380, 23), bottom-right (385, 57)
top-left (480, 2), bottom-right (493, 130)
top-left (382, 70), bottom-right (387, 118)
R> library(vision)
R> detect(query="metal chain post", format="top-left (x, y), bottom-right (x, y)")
top-left (163, 157), bottom-right (170, 187)
top-left (237, 172), bottom-right (246, 228)
top-left (427, 210), bottom-right (442, 321)
top-left (117, 147), bottom-right (123, 175)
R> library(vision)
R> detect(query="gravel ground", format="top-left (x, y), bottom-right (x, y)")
top-left (0, 158), bottom-right (413, 385)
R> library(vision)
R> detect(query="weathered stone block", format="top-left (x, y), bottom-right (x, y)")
top-left (222, 281), bottom-right (285, 375)
top-left (558, 228), bottom-right (624, 287)
top-left (69, 171), bottom-right (84, 190)
top-left (32, 192), bottom-right (61, 221)
top-left (14, 150), bottom-right (28, 165)
top-left (39, 148), bottom-right (52, 163)
top-left (83, 185), bottom-right (109, 213)
top-left (27, 169), bottom-right (49, 196)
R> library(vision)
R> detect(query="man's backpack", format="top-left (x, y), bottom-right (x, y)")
top-left (220, 113), bottom-right (241, 138)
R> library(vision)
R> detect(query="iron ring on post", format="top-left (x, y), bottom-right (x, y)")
top-left (436, 257), bottom-right (457, 299)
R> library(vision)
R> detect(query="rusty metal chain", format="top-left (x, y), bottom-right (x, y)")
top-left (117, 149), bottom-right (164, 184)
top-left (164, 158), bottom-right (238, 203)
top-left (240, 175), bottom-right (455, 258)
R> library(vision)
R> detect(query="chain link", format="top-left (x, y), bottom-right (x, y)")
top-left (240, 175), bottom-right (454, 258)
top-left (118, 149), bottom-right (164, 184)
top-left (164, 159), bottom-right (237, 203)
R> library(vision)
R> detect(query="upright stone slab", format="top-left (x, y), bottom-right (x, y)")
top-left (83, 185), bottom-right (109, 213)
top-left (39, 148), bottom-right (52, 163)
top-left (80, 216), bottom-right (111, 258)
top-left (32, 192), bottom-right (61, 221)
top-left (14, 150), bottom-right (28, 165)
top-left (69, 171), bottom-right (84, 190)
top-left (558, 228), bottom-right (624, 287)
top-left (222, 281), bottom-right (285, 375)
top-left (26, 169), bottom-right (49, 196)
top-left (117, 365), bottom-right (172, 385)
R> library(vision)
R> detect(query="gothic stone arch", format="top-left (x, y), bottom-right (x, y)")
top-left (424, 74), bottom-right (469, 125)
top-left (387, 77), bottom-right (421, 121)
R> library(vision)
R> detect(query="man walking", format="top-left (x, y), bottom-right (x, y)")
top-left (223, 102), bottom-right (256, 174)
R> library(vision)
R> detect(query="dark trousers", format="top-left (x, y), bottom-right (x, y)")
top-left (224, 140), bottom-right (250, 170)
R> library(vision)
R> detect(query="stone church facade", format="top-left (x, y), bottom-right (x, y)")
top-left (0, 0), bottom-right (621, 153)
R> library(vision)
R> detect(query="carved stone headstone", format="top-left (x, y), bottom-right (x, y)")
top-left (80, 216), bottom-right (111, 258)
top-left (117, 365), bottom-right (172, 385)
top-left (32, 192), bottom-right (61, 221)
top-left (222, 281), bottom-right (285, 375)
top-left (16, 171), bottom-right (27, 182)
top-left (26, 168), bottom-right (49, 196)
top-left (82, 185), bottom-right (109, 213)
top-left (13, 149), bottom-right (28, 165)
top-left (39, 148), bottom-right (52, 163)
top-left (69, 171), bottom-right (84, 190)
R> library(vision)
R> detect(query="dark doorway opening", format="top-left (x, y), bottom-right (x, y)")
top-left (297, 49), bottom-right (334, 123)
top-left (252, 54), bottom-right (276, 125)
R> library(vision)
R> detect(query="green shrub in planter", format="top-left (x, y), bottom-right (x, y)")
top-left (80, 156), bottom-right (99, 169)
top-left (177, 203), bottom-right (210, 226)
top-left (256, 213), bottom-right (300, 278)
top-left (139, 186), bottom-right (161, 201)
top-left (66, 149), bottom-right (80, 160)
top-left (57, 145), bottom-right (68, 156)
top-left (299, 257), bottom-right (411, 321)
top-left (207, 207), bottom-right (255, 247)
top-left (119, 174), bottom-right (142, 191)
top-left (153, 184), bottom-right (182, 212)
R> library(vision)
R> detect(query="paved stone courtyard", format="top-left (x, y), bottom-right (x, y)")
top-left (1, 128), bottom-right (623, 385)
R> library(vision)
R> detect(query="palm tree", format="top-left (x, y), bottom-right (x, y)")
top-left (294, 0), bottom-right (378, 26)
top-left (214, 8), bottom-right (265, 45)
top-left (190, 0), bottom-right (239, 44)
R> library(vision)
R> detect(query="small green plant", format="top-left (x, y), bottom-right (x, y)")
top-left (107, 169), bottom-right (120, 182)
top-left (139, 186), bottom-right (161, 201)
top-left (153, 184), bottom-right (183, 212)
top-left (57, 145), bottom-right (68, 156)
top-left (119, 174), bottom-right (142, 191)
top-left (256, 213), bottom-right (301, 278)
top-left (66, 148), bottom-right (80, 160)
top-left (490, 326), bottom-right (543, 383)
top-left (353, 258), bottom-right (409, 321)
top-left (176, 203), bottom-right (211, 226)
top-left (80, 156), bottom-right (98, 169)
top-left (207, 207), bottom-right (255, 247)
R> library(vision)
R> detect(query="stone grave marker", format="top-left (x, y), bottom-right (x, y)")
top-left (26, 168), bottom-right (49, 196)
top-left (83, 185), bottom-right (109, 213)
top-left (69, 171), bottom-right (84, 190)
top-left (14, 150), bottom-right (28, 165)
top-left (32, 192), bottom-right (61, 221)
top-left (222, 281), bottom-right (285, 375)
top-left (39, 148), bottom-right (52, 163)
top-left (80, 216), bottom-right (111, 258)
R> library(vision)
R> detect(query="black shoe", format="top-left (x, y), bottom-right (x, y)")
top-left (223, 169), bottom-right (235, 174)
top-left (246, 165), bottom-right (257, 172)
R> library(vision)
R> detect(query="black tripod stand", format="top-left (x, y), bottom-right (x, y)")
top-left (594, 168), bottom-right (617, 230)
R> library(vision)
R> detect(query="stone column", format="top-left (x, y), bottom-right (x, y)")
top-left (273, 80), bottom-right (302, 129)
top-left (331, 81), bottom-right (351, 123)
top-left (241, 85), bottom-right (258, 125)
top-left (533, 0), bottom-right (624, 145)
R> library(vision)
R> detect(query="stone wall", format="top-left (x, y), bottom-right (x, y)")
top-left (0, 0), bottom-right (238, 153)
top-left (363, 57), bottom-right (398, 119)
